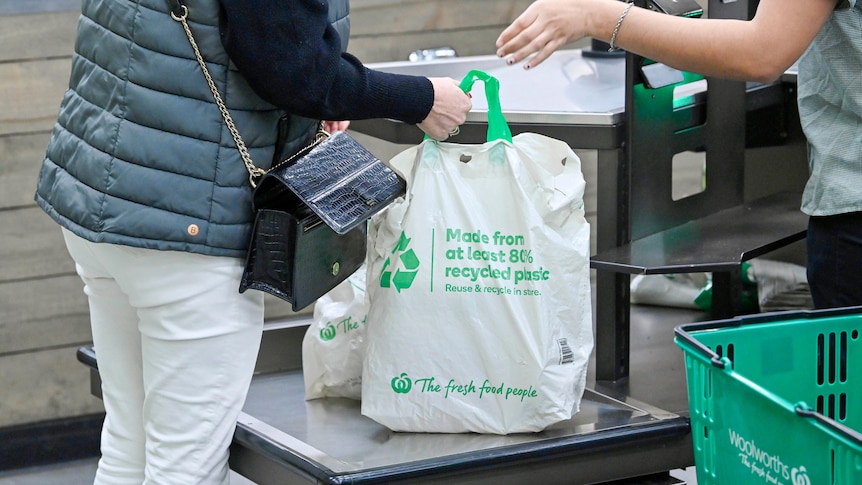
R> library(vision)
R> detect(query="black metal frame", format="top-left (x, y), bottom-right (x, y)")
top-left (590, 0), bottom-right (808, 381)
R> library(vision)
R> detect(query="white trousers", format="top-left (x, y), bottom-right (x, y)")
top-left (62, 229), bottom-right (265, 485)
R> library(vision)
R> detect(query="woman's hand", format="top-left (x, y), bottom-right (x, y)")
top-left (417, 77), bottom-right (472, 141)
top-left (323, 120), bottom-right (350, 133)
top-left (496, 0), bottom-right (595, 70)
top-left (496, 0), bottom-right (835, 82)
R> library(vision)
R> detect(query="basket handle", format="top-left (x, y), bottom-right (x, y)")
top-left (795, 403), bottom-right (862, 444)
top-left (673, 325), bottom-right (727, 369)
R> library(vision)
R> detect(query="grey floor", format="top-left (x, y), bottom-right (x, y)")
top-left (0, 455), bottom-right (699, 484)
top-left (0, 459), bottom-right (257, 485)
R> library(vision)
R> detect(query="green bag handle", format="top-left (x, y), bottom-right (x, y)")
top-left (458, 70), bottom-right (512, 143)
top-left (423, 69), bottom-right (513, 143)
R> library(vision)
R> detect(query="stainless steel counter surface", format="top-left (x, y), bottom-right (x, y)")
top-left (370, 50), bottom-right (627, 126)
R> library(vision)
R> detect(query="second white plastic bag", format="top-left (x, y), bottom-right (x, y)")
top-left (302, 266), bottom-right (368, 400)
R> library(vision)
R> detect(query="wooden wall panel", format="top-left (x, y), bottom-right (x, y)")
top-left (350, 26), bottom-right (505, 64)
top-left (0, 208), bottom-right (75, 281)
top-left (0, 347), bottom-right (104, 429)
top-left (350, 0), bottom-right (533, 62)
top-left (350, 0), bottom-right (532, 36)
top-left (0, 10), bottom-right (77, 62)
top-left (0, 275), bottom-right (89, 355)
top-left (0, 59), bottom-right (70, 137)
top-left (0, 133), bottom-right (52, 208)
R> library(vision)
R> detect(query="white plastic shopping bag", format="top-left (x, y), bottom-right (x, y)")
top-left (361, 71), bottom-right (593, 434)
top-left (302, 265), bottom-right (367, 400)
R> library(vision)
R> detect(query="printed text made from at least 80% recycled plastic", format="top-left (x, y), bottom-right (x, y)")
top-left (441, 227), bottom-right (550, 296)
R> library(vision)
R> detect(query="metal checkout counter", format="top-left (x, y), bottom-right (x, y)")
top-left (77, 0), bottom-right (810, 482)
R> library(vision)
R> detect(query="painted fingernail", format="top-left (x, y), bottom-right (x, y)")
top-left (506, 56), bottom-right (515, 65)
top-left (524, 64), bottom-right (531, 70)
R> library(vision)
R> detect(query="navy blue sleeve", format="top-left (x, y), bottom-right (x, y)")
top-left (218, 0), bottom-right (433, 124)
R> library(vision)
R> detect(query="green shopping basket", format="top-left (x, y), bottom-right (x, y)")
top-left (675, 307), bottom-right (862, 484)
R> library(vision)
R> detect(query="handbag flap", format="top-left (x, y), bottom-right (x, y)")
top-left (256, 131), bottom-right (406, 235)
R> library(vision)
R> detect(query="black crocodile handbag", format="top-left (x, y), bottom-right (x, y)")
top-left (240, 130), bottom-right (405, 310)
top-left (168, 1), bottom-right (405, 310)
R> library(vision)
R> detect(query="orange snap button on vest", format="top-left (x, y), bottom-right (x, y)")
top-left (187, 224), bottom-right (200, 236)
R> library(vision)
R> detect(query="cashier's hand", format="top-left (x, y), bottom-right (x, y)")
top-left (496, 0), bottom-right (592, 70)
top-left (418, 77), bottom-right (472, 141)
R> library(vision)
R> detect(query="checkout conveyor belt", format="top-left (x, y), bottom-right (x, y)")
top-left (230, 371), bottom-right (691, 484)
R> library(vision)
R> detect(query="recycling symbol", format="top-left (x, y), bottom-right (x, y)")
top-left (380, 231), bottom-right (420, 292)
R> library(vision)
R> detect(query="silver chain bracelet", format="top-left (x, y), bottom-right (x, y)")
top-left (608, 2), bottom-right (635, 52)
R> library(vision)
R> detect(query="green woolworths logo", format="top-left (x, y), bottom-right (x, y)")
top-left (380, 232), bottom-right (420, 292)
top-left (319, 323), bottom-right (337, 341)
top-left (391, 373), bottom-right (412, 393)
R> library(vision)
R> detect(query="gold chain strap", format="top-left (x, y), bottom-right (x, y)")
top-left (171, 6), bottom-right (265, 186)
top-left (268, 129), bottom-right (330, 174)
top-left (171, 6), bottom-right (330, 188)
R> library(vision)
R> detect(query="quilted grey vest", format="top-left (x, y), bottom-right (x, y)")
top-left (35, 0), bottom-right (350, 257)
